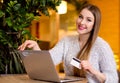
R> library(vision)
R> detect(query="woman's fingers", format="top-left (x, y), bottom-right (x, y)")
top-left (18, 40), bottom-right (40, 50)
top-left (18, 42), bottom-right (27, 50)
top-left (18, 40), bottom-right (31, 50)
top-left (81, 60), bottom-right (91, 70)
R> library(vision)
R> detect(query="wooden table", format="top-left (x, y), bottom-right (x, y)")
top-left (0, 74), bottom-right (87, 83)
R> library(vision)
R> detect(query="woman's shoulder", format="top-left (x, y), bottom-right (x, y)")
top-left (92, 37), bottom-right (114, 59)
top-left (95, 36), bottom-right (110, 46)
top-left (96, 36), bottom-right (106, 42)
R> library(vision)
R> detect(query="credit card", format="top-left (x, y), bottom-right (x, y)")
top-left (70, 57), bottom-right (81, 69)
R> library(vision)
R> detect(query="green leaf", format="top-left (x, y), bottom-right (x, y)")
top-left (41, 0), bottom-right (46, 7)
top-left (8, 1), bottom-right (17, 7)
top-left (13, 3), bottom-right (21, 11)
top-left (26, 13), bottom-right (34, 20)
top-left (55, 0), bottom-right (62, 6)
top-left (0, 10), bottom-right (4, 18)
top-left (12, 51), bottom-right (20, 73)
top-left (34, 16), bottom-right (40, 21)
top-left (42, 8), bottom-right (49, 16)
top-left (9, 60), bottom-right (13, 73)
top-left (6, 7), bottom-right (11, 13)
top-left (5, 17), bottom-right (13, 27)
top-left (22, 30), bottom-right (30, 35)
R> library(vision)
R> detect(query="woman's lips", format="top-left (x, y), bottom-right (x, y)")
top-left (78, 25), bottom-right (86, 30)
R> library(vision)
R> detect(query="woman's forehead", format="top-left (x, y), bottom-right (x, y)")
top-left (79, 8), bottom-right (94, 19)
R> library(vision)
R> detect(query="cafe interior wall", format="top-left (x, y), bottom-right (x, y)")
top-left (30, 0), bottom-right (120, 71)
top-left (30, 10), bottom-right (59, 49)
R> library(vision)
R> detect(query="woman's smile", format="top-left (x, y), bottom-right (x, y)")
top-left (78, 25), bottom-right (87, 30)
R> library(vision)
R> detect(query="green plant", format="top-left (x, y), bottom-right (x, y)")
top-left (0, 0), bottom-right (61, 74)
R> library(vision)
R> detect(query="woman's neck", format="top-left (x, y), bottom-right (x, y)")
top-left (79, 34), bottom-right (90, 48)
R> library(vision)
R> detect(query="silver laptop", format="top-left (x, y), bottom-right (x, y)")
top-left (19, 50), bottom-right (83, 82)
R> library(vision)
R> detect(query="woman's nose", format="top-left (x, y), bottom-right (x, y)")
top-left (81, 19), bottom-right (86, 24)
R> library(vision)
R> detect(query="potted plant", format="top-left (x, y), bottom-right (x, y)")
top-left (0, 0), bottom-right (61, 74)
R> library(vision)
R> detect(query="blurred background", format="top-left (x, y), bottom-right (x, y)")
top-left (30, 0), bottom-right (120, 71)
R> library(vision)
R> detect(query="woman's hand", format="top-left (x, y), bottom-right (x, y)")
top-left (81, 60), bottom-right (94, 74)
top-left (81, 60), bottom-right (106, 83)
top-left (18, 40), bottom-right (41, 51)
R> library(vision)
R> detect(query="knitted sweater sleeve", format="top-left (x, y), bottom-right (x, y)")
top-left (99, 42), bottom-right (118, 83)
top-left (49, 37), bottom-right (67, 65)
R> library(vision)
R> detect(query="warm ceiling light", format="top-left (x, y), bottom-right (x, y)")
top-left (57, 0), bottom-right (67, 14)
top-left (0, 0), bottom-right (3, 3)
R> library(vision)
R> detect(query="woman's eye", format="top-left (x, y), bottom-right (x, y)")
top-left (79, 15), bottom-right (83, 19)
top-left (87, 19), bottom-right (92, 22)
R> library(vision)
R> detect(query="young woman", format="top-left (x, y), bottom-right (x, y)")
top-left (18, 4), bottom-right (118, 83)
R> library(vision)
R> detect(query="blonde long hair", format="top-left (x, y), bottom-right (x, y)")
top-left (74, 3), bottom-right (101, 77)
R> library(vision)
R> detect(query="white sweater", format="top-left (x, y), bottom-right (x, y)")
top-left (49, 35), bottom-right (118, 83)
